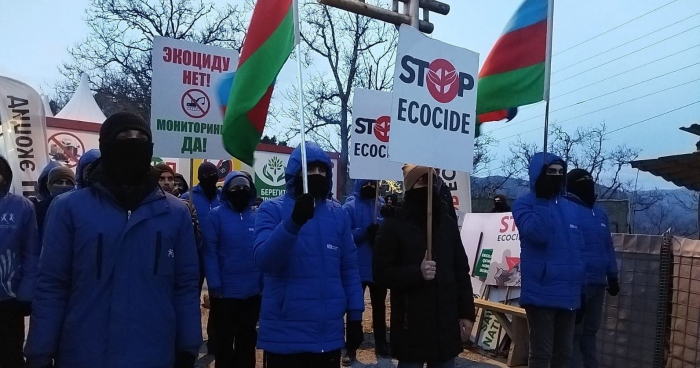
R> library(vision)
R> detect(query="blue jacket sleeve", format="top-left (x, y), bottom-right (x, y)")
top-left (342, 201), bottom-right (366, 244)
top-left (339, 212), bottom-right (364, 321)
top-left (512, 194), bottom-right (551, 245)
top-left (601, 210), bottom-right (618, 280)
top-left (24, 196), bottom-right (74, 366)
top-left (17, 199), bottom-right (40, 302)
top-left (254, 201), bottom-right (300, 273)
top-left (173, 206), bottom-right (203, 355)
top-left (202, 210), bottom-right (222, 292)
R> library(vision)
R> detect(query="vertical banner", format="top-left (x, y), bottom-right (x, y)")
top-left (151, 36), bottom-right (239, 159)
top-left (349, 89), bottom-right (404, 181)
top-left (0, 76), bottom-right (50, 197)
top-left (389, 25), bottom-right (479, 173)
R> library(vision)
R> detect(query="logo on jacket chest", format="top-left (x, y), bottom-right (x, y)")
top-left (600, 223), bottom-right (607, 228)
top-left (168, 249), bottom-right (175, 258)
top-left (326, 243), bottom-right (339, 251)
top-left (0, 212), bottom-right (15, 224)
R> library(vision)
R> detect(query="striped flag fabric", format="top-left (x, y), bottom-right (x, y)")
top-left (476, 0), bottom-right (551, 135)
top-left (222, 0), bottom-right (296, 165)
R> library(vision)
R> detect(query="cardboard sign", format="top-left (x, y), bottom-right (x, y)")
top-left (389, 25), bottom-right (479, 173)
top-left (349, 89), bottom-right (403, 181)
top-left (150, 36), bottom-right (239, 159)
top-left (461, 212), bottom-right (521, 287)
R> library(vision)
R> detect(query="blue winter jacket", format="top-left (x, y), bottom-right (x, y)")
top-left (567, 195), bottom-right (618, 286)
top-left (0, 155), bottom-right (40, 302)
top-left (203, 171), bottom-right (262, 299)
top-left (75, 149), bottom-right (101, 189)
top-left (254, 142), bottom-right (364, 354)
top-left (512, 152), bottom-right (586, 310)
top-left (182, 184), bottom-right (221, 224)
top-left (25, 165), bottom-right (202, 368)
top-left (342, 179), bottom-right (384, 283)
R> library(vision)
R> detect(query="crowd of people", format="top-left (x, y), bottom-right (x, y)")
top-left (0, 111), bottom-right (619, 368)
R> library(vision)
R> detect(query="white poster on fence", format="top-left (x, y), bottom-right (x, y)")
top-left (389, 25), bottom-right (479, 173)
top-left (151, 36), bottom-right (239, 159)
top-left (437, 169), bottom-right (471, 226)
top-left (349, 89), bottom-right (403, 181)
top-left (0, 76), bottom-right (50, 197)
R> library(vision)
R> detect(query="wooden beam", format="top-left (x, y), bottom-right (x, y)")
top-left (318, 0), bottom-right (435, 33)
top-left (474, 298), bottom-right (527, 318)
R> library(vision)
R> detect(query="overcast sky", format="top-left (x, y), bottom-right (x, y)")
top-left (1, 0), bottom-right (699, 190)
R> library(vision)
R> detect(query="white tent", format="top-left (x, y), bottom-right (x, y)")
top-left (41, 95), bottom-right (53, 117)
top-left (55, 73), bottom-right (106, 123)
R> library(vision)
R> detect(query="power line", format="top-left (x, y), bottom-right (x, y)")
top-left (554, 0), bottom-right (679, 56)
top-left (553, 12), bottom-right (700, 74)
top-left (552, 23), bottom-right (700, 85)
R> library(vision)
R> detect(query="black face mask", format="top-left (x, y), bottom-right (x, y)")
top-left (200, 176), bottom-right (219, 198)
top-left (544, 175), bottom-right (564, 196)
top-left (295, 174), bottom-right (328, 198)
top-left (405, 186), bottom-right (441, 216)
top-left (101, 138), bottom-right (153, 186)
top-left (569, 179), bottom-right (596, 207)
top-left (226, 190), bottom-right (251, 212)
top-left (360, 185), bottom-right (376, 200)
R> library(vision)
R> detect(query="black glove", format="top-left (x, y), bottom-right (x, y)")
top-left (291, 194), bottom-right (315, 226)
top-left (174, 351), bottom-right (196, 368)
top-left (607, 278), bottom-right (620, 296)
top-left (16, 300), bottom-right (32, 317)
top-left (534, 165), bottom-right (561, 199)
top-left (380, 204), bottom-right (395, 218)
top-left (366, 223), bottom-right (380, 246)
top-left (575, 295), bottom-right (586, 325)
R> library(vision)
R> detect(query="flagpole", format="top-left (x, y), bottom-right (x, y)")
top-left (542, 0), bottom-right (554, 155)
top-left (294, 0), bottom-right (309, 193)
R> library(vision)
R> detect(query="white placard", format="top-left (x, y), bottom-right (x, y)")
top-left (349, 89), bottom-right (404, 181)
top-left (151, 36), bottom-right (239, 159)
top-left (389, 25), bottom-right (479, 173)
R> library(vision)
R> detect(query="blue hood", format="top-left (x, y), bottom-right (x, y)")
top-left (285, 141), bottom-right (333, 196)
top-left (220, 171), bottom-right (257, 207)
top-left (351, 179), bottom-right (374, 197)
top-left (0, 155), bottom-right (12, 196)
top-left (36, 161), bottom-right (62, 199)
top-left (528, 152), bottom-right (567, 190)
top-left (76, 149), bottom-right (101, 189)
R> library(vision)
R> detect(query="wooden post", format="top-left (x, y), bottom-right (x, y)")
top-left (188, 159), bottom-right (194, 204)
top-left (427, 168), bottom-right (434, 260)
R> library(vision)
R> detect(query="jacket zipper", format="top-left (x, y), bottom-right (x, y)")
top-left (127, 210), bottom-right (132, 219)
top-left (96, 234), bottom-right (103, 280)
top-left (153, 231), bottom-right (162, 275)
top-left (315, 202), bottom-right (327, 351)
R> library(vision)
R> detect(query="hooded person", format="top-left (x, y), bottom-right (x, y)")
top-left (512, 152), bottom-right (586, 368)
top-left (30, 161), bottom-right (61, 204)
top-left (25, 112), bottom-right (201, 368)
top-left (0, 155), bottom-right (40, 367)
top-left (182, 162), bottom-right (221, 221)
top-left (342, 180), bottom-right (389, 363)
top-left (173, 173), bottom-right (189, 197)
top-left (566, 169), bottom-right (619, 368)
top-left (491, 194), bottom-right (511, 213)
top-left (373, 164), bottom-right (475, 368)
top-left (75, 149), bottom-right (101, 189)
top-left (34, 166), bottom-right (76, 240)
top-left (202, 172), bottom-right (262, 368)
top-left (253, 142), bottom-right (364, 368)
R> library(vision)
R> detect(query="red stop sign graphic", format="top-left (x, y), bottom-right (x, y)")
top-left (373, 116), bottom-right (391, 143)
top-left (426, 59), bottom-right (459, 103)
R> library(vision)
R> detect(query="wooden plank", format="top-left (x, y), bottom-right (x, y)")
top-left (474, 298), bottom-right (527, 318)
top-left (507, 316), bottom-right (529, 367)
top-left (491, 311), bottom-right (514, 338)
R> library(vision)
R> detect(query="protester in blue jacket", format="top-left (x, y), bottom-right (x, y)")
top-left (75, 149), bottom-right (101, 189)
top-left (32, 161), bottom-right (61, 202)
top-left (203, 171), bottom-right (262, 368)
top-left (512, 152), bottom-right (585, 368)
top-left (342, 179), bottom-right (389, 364)
top-left (0, 155), bottom-right (40, 367)
top-left (25, 112), bottom-right (201, 368)
top-left (566, 168), bottom-right (619, 368)
top-left (182, 162), bottom-right (221, 222)
top-left (254, 142), bottom-right (364, 368)
top-left (34, 166), bottom-right (76, 240)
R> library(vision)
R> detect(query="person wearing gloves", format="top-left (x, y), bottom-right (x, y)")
top-left (34, 166), bottom-right (76, 240)
top-left (25, 112), bottom-right (201, 368)
top-left (203, 172), bottom-right (262, 368)
top-left (0, 155), bottom-right (40, 368)
top-left (512, 152), bottom-right (586, 368)
top-left (75, 149), bottom-right (101, 189)
top-left (254, 142), bottom-right (364, 368)
top-left (342, 180), bottom-right (388, 365)
top-left (566, 169), bottom-right (619, 368)
top-left (182, 162), bottom-right (221, 222)
top-left (373, 165), bottom-right (475, 368)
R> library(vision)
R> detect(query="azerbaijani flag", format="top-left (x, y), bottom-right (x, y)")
top-left (222, 0), bottom-right (296, 165)
top-left (476, 0), bottom-right (552, 135)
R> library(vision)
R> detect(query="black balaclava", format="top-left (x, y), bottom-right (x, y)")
top-left (567, 168), bottom-right (596, 207)
top-left (360, 182), bottom-right (377, 200)
top-left (540, 160), bottom-right (565, 197)
top-left (225, 176), bottom-right (251, 212)
top-left (294, 163), bottom-right (329, 199)
top-left (198, 162), bottom-right (219, 200)
top-left (405, 182), bottom-right (441, 222)
top-left (99, 112), bottom-right (153, 187)
top-left (493, 194), bottom-right (511, 212)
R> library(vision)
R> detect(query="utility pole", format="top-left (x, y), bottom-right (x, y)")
top-left (317, 0), bottom-right (449, 34)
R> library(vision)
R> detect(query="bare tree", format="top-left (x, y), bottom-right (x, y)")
top-left (56, 0), bottom-right (248, 118)
top-left (281, 0), bottom-right (397, 195)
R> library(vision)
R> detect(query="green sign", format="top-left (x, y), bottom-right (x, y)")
top-left (474, 249), bottom-right (493, 278)
top-left (255, 155), bottom-right (287, 201)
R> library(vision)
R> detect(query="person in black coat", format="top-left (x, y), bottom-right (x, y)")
top-left (374, 165), bottom-right (476, 368)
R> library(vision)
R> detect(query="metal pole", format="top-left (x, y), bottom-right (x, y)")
top-left (543, 99), bottom-right (551, 155)
top-left (409, 0), bottom-right (420, 28)
top-left (542, 0), bottom-right (554, 156)
top-left (188, 159), bottom-right (194, 204)
top-left (427, 169), bottom-right (434, 260)
top-left (294, 0), bottom-right (309, 193)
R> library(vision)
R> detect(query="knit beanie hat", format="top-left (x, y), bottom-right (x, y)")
top-left (227, 176), bottom-right (251, 191)
top-left (99, 112), bottom-right (152, 147)
top-left (198, 162), bottom-right (218, 180)
top-left (48, 166), bottom-right (76, 186)
top-left (402, 164), bottom-right (435, 191)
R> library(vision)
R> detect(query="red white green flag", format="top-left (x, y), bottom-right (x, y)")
top-left (222, 0), bottom-right (296, 165)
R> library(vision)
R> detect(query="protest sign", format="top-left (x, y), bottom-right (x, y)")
top-left (151, 36), bottom-right (239, 159)
top-left (461, 212), bottom-right (521, 287)
top-left (437, 168), bottom-right (471, 225)
top-left (389, 25), bottom-right (479, 173)
top-left (349, 89), bottom-right (403, 181)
